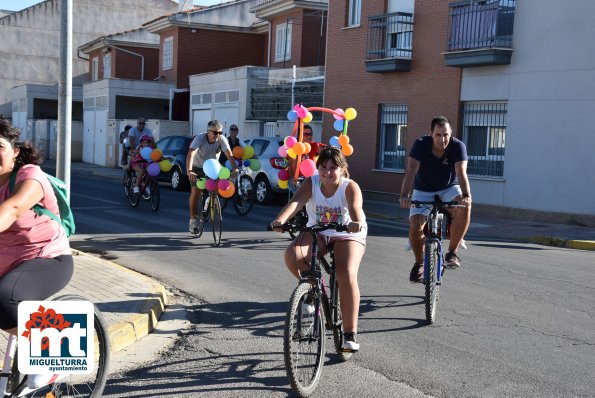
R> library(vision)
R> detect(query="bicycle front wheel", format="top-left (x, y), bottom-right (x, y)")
top-left (284, 282), bottom-right (325, 398)
top-left (210, 194), bottom-right (222, 247)
top-left (331, 279), bottom-right (352, 362)
top-left (150, 178), bottom-right (160, 212)
top-left (233, 175), bottom-right (255, 216)
top-left (127, 174), bottom-right (140, 208)
top-left (122, 169), bottom-right (131, 196)
top-left (425, 241), bottom-right (440, 324)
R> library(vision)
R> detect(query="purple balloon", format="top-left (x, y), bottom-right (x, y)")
top-left (205, 179), bottom-right (218, 192)
top-left (147, 162), bottom-right (161, 177)
top-left (218, 179), bottom-right (230, 191)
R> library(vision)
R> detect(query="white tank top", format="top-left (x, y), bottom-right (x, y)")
top-left (306, 175), bottom-right (367, 238)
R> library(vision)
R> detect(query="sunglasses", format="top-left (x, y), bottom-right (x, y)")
top-left (209, 129), bottom-right (222, 135)
top-left (138, 122), bottom-right (145, 125)
top-left (303, 132), bottom-right (313, 137)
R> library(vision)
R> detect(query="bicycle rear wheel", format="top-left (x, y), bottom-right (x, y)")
top-left (233, 175), bottom-right (255, 216)
top-left (210, 194), bottom-right (222, 247)
top-left (150, 178), bottom-right (160, 212)
top-left (127, 174), bottom-right (140, 208)
top-left (284, 282), bottom-right (325, 398)
top-left (331, 279), bottom-right (353, 362)
top-left (425, 241), bottom-right (440, 324)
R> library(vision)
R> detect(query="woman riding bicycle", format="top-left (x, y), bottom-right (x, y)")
top-left (271, 146), bottom-right (367, 352)
top-left (0, 118), bottom-right (73, 388)
top-left (130, 134), bottom-right (155, 195)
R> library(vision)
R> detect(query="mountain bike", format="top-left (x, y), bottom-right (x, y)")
top-left (231, 166), bottom-right (255, 216)
top-left (123, 168), bottom-right (160, 212)
top-left (0, 294), bottom-right (110, 397)
top-left (412, 195), bottom-right (465, 324)
top-left (193, 189), bottom-right (222, 247)
top-left (268, 222), bottom-right (352, 397)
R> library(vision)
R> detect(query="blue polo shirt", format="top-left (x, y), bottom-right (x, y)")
top-left (410, 135), bottom-right (468, 192)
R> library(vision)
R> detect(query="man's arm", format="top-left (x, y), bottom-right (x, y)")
top-left (186, 147), bottom-right (198, 183)
top-left (454, 160), bottom-right (472, 206)
top-left (399, 157), bottom-right (420, 208)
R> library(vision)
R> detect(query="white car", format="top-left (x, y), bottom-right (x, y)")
top-left (243, 137), bottom-right (288, 204)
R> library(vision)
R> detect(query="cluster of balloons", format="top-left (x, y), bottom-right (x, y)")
top-left (198, 159), bottom-right (236, 198)
top-left (140, 147), bottom-right (173, 177)
top-left (329, 107), bottom-right (357, 157)
top-left (224, 145), bottom-right (261, 173)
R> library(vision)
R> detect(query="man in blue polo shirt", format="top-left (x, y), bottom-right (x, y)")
top-left (399, 116), bottom-right (472, 283)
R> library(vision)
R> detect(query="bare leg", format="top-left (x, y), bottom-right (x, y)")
top-left (189, 186), bottom-right (201, 219)
top-left (447, 204), bottom-right (471, 252)
top-left (333, 240), bottom-right (365, 333)
top-left (409, 214), bottom-right (426, 264)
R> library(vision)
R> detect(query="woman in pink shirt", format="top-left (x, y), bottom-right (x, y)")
top-left (0, 118), bottom-right (73, 336)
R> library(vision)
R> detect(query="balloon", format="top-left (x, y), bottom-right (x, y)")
top-left (287, 110), bottom-right (298, 122)
top-left (203, 159), bottom-right (221, 180)
top-left (219, 167), bottom-right (231, 180)
top-left (293, 142), bottom-right (305, 155)
top-left (344, 107), bottom-right (357, 121)
top-left (219, 182), bottom-right (235, 198)
top-left (342, 144), bottom-right (354, 156)
top-left (293, 104), bottom-right (301, 111)
top-left (285, 136), bottom-right (297, 148)
top-left (333, 119), bottom-right (345, 132)
top-left (140, 147), bottom-right (152, 160)
top-left (244, 160), bottom-right (250, 167)
top-left (159, 159), bottom-right (172, 172)
top-left (278, 145), bottom-right (288, 157)
top-left (303, 142), bottom-right (311, 155)
top-left (299, 159), bottom-right (317, 177)
top-left (286, 147), bottom-right (297, 159)
top-left (338, 134), bottom-right (350, 146)
top-left (303, 112), bottom-right (313, 123)
top-left (147, 162), bottom-right (161, 177)
top-left (329, 136), bottom-right (340, 147)
top-left (232, 146), bottom-right (244, 159)
top-left (333, 108), bottom-right (345, 120)
top-left (249, 159), bottom-right (261, 171)
top-left (150, 148), bottom-right (162, 162)
top-left (278, 179), bottom-right (288, 189)
top-left (296, 106), bottom-right (307, 119)
top-left (225, 159), bottom-right (232, 170)
top-left (196, 178), bottom-right (206, 189)
top-left (205, 179), bottom-right (218, 192)
top-left (278, 169), bottom-right (289, 181)
top-left (242, 145), bottom-right (255, 160)
top-left (218, 179), bottom-right (230, 191)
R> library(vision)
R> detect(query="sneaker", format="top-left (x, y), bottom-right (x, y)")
top-left (342, 332), bottom-right (360, 352)
top-left (27, 372), bottom-right (59, 389)
top-left (409, 262), bottom-right (424, 283)
top-left (444, 251), bottom-right (461, 268)
top-left (132, 186), bottom-right (140, 194)
top-left (189, 218), bottom-right (198, 234)
top-left (302, 301), bottom-right (315, 316)
top-left (144, 187), bottom-right (151, 196)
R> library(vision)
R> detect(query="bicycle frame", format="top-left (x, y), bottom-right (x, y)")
top-left (425, 207), bottom-right (446, 284)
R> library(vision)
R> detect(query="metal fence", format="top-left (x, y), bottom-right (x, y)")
top-left (367, 12), bottom-right (414, 60)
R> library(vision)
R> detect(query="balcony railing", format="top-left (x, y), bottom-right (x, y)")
top-left (365, 12), bottom-right (413, 73)
top-left (444, 0), bottom-right (515, 67)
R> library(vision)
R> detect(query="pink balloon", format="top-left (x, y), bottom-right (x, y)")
top-left (278, 145), bottom-right (288, 157)
top-left (218, 179), bottom-right (230, 191)
top-left (293, 104), bottom-right (301, 111)
top-left (278, 169), bottom-right (289, 181)
top-left (333, 108), bottom-right (345, 120)
top-left (205, 179), bottom-right (217, 192)
top-left (296, 106), bottom-right (308, 119)
top-left (285, 136), bottom-right (297, 148)
top-left (299, 159), bottom-right (317, 177)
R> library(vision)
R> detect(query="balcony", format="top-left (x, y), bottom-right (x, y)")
top-left (365, 12), bottom-right (413, 73)
top-left (444, 0), bottom-right (515, 67)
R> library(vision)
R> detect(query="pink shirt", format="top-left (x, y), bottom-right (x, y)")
top-left (0, 165), bottom-right (71, 276)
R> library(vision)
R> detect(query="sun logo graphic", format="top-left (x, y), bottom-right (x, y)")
top-left (18, 301), bottom-right (94, 374)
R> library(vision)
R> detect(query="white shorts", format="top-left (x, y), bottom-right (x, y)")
top-left (409, 185), bottom-right (462, 218)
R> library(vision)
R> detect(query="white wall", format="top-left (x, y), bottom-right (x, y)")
top-left (459, 0), bottom-right (595, 215)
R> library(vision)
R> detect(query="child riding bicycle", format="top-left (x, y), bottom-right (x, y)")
top-left (129, 134), bottom-right (155, 195)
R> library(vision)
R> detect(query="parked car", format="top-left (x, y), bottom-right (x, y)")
top-left (243, 137), bottom-right (288, 204)
top-left (156, 135), bottom-right (192, 191)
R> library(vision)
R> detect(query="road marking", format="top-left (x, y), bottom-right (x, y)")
top-left (71, 192), bottom-right (122, 205)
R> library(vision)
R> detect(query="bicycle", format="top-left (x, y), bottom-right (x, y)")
top-left (123, 168), bottom-right (160, 212)
top-left (411, 195), bottom-right (464, 324)
top-left (285, 178), bottom-right (308, 240)
top-left (193, 189), bottom-right (223, 247)
top-left (268, 222), bottom-right (352, 398)
top-left (0, 294), bottom-right (110, 397)
top-left (230, 166), bottom-right (255, 216)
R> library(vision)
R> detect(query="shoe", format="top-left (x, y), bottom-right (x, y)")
top-left (302, 301), bottom-right (315, 316)
top-left (342, 332), bottom-right (360, 352)
top-left (132, 186), bottom-right (140, 194)
top-left (189, 218), bottom-right (198, 234)
top-left (27, 372), bottom-right (59, 389)
top-left (144, 187), bottom-right (151, 196)
top-left (444, 251), bottom-right (461, 268)
top-left (409, 262), bottom-right (424, 283)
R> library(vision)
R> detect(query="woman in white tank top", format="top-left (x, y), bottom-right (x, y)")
top-left (271, 147), bottom-right (367, 351)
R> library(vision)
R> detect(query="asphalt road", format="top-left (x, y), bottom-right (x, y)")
top-left (69, 172), bottom-right (595, 398)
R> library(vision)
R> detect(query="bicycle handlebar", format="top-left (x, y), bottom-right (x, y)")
top-left (267, 222), bottom-right (349, 234)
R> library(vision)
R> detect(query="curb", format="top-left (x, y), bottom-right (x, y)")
top-left (528, 237), bottom-right (595, 251)
top-left (72, 250), bottom-right (168, 353)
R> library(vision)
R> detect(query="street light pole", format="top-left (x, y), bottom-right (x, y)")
top-left (57, 0), bottom-right (73, 200)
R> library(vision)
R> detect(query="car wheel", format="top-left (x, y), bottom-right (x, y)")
top-left (255, 175), bottom-right (274, 205)
top-left (171, 167), bottom-right (184, 191)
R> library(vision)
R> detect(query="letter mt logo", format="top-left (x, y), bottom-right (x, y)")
top-left (18, 301), bottom-right (94, 375)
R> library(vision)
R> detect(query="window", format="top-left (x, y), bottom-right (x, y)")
top-left (103, 53), bottom-right (111, 79)
top-left (275, 22), bottom-right (292, 62)
top-left (378, 104), bottom-right (407, 170)
top-left (462, 102), bottom-right (507, 177)
top-left (92, 57), bottom-right (99, 81)
top-left (162, 37), bottom-right (173, 70)
top-left (348, 0), bottom-right (362, 27)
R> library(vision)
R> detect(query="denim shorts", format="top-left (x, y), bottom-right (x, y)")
top-left (409, 185), bottom-right (462, 218)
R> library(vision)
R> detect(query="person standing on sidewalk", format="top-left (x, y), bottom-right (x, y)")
top-left (119, 124), bottom-right (132, 165)
top-left (0, 119), bottom-right (73, 387)
top-left (399, 116), bottom-right (472, 283)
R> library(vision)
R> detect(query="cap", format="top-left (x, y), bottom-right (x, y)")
top-left (125, 125), bottom-right (132, 130)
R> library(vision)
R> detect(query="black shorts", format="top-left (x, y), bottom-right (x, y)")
top-left (0, 255), bottom-right (74, 330)
top-left (191, 166), bottom-right (206, 179)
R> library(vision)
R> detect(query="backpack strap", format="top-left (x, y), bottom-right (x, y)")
top-left (8, 169), bottom-right (61, 224)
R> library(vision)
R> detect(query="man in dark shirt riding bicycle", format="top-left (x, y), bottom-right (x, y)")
top-left (399, 116), bottom-right (472, 283)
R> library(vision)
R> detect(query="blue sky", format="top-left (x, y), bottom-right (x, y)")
top-left (0, 0), bottom-right (231, 12)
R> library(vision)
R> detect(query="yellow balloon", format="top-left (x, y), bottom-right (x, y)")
top-left (159, 159), bottom-right (173, 172)
top-left (303, 112), bottom-right (313, 123)
top-left (278, 179), bottom-right (288, 189)
top-left (344, 108), bottom-right (357, 121)
top-left (287, 147), bottom-right (297, 159)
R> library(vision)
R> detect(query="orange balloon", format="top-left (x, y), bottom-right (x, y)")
top-left (341, 144), bottom-right (354, 156)
top-left (232, 146), bottom-right (244, 159)
top-left (219, 183), bottom-right (236, 198)
top-left (338, 135), bottom-right (350, 146)
top-left (303, 142), bottom-right (311, 154)
top-left (293, 142), bottom-right (306, 156)
top-left (150, 148), bottom-right (163, 162)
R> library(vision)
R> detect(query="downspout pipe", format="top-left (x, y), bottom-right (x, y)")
top-left (108, 44), bottom-right (145, 80)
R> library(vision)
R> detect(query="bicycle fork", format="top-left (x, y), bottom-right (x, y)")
top-left (424, 237), bottom-right (445, 285)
